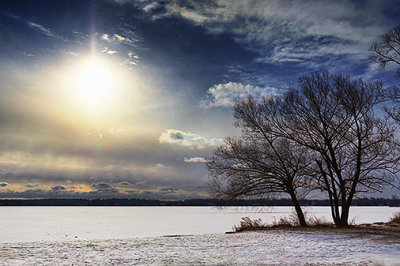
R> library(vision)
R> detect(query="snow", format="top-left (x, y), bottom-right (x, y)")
top-left (0, 206), bottom-right (399, 264)
top-left (0, 206), bottom-right (399, 243)
top-left (0, 231), bottom-right (399, 265)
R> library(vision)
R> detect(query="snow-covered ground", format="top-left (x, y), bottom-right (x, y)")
top-left (1, 230), bottom-right (399, 265)
top-left (1, 206), bottom-right (399, 243)
top-left (1, 207), bottom-right (399, 264)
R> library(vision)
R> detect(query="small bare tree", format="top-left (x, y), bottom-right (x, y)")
top-left (369, 25), bottom-right (400, 76)
top-left (208, 97), bottom-right (313, 227)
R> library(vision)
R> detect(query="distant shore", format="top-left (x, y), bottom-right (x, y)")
top-left (1, 197), bottom-right (399, 206)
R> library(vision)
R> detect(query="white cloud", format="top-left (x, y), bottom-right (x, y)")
top-left (102, 47), bottom-right (117, 55)
top-left (201, 82), bottom-right (276, 107)
top-left (143, 2), bottom-right (159, 13)
top-left (159, 129), bottom-right (223, 149)
top-left (101, 33), bottom-right (110, 40)
top-left (184, 157), bottom-right (210, 163)
top-left (100, 31), bottom-right (139, 49)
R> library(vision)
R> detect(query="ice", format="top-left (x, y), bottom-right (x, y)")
top-left (0, 206), bottom-right (399, 243)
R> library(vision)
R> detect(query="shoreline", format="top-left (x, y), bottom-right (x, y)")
top-left (229, 224), bottom-right (400, 245)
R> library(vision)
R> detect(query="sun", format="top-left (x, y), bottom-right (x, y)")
top-left (72, 59), bottom-right (115, 107)
top-left (56, 55), bottom-right (131, 118)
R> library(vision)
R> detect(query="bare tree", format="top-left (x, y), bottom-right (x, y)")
top-left (209, 72), bottom-right (399, 227)
top-left (208, 97), bottom-right (313, 227)
top-left (370, 25), bottom-right (400, 123)
top-left (275, 73), bottom-right (400, 226)
top-left (369, 25), bottom-right (400, 77)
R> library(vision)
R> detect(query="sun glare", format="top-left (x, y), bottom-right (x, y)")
top-left (73, 59), bottom-right (115, 107)
top-left (56, 55), bottom-right (134, 119)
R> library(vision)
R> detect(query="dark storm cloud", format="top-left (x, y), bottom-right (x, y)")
top-left (0, 182), bottom-right (8, 187)
top-left (91, 183), bottom-right (119, 193)
top-left (0, 184), bottom-right (207, 200)
top-left (91, 183), bottom-right (112, 189)
top-left (25, 183), bottom-right (39, 188)
top-left (159, 186), bottom-right (178, 194)
top-left (51, 185), bottom-right (66, 191)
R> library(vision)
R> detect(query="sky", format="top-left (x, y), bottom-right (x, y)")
top-left (0, 0), bottom-right (399, 200)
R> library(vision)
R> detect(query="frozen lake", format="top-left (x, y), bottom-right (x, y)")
top-left (0, 206), bottom-right (399, 243)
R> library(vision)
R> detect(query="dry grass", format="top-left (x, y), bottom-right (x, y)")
top-left (232, 216), bottom-right (400, 243)
top-left (272, 216), bottom-right (294, 227)
top-left (306, 216), bottom-right (331, 227)
top-left (388, 211), bottom-right (400, 225)
top-left (233, 217), bottom-right (268, 232)
top-left (232, 210), bottom-right (335, 232)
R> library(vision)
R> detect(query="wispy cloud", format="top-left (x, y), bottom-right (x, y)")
top-left (27, 22), bottom-right (56, 38)
top-left (155, 163), bottom-right (168, 169)
top-left (159, 129), bottom-right (223, 149)
top-left (157, 0), bottom-right (391, 75)
top-left (8, 14), bottom-right (58, 39)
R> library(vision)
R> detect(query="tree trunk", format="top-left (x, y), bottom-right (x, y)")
top-left (289, 191), bottom-right (307, 227)
top-left (339, 203), bottom-right (350, 227)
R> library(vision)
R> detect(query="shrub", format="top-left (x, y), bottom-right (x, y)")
top-left (388, 211), bottom-right (400, 225)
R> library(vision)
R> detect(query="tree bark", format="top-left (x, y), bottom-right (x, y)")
top-left (338, 204), bottom-right (350, 227)
top-left (289, 191), bottom-right (307, 227)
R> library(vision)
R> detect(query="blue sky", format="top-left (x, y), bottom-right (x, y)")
top-left (0, 0), bottom-right (399, 199)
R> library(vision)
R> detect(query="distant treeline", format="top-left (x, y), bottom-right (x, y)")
top-left (0, 197), bottom-right (399, 207)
